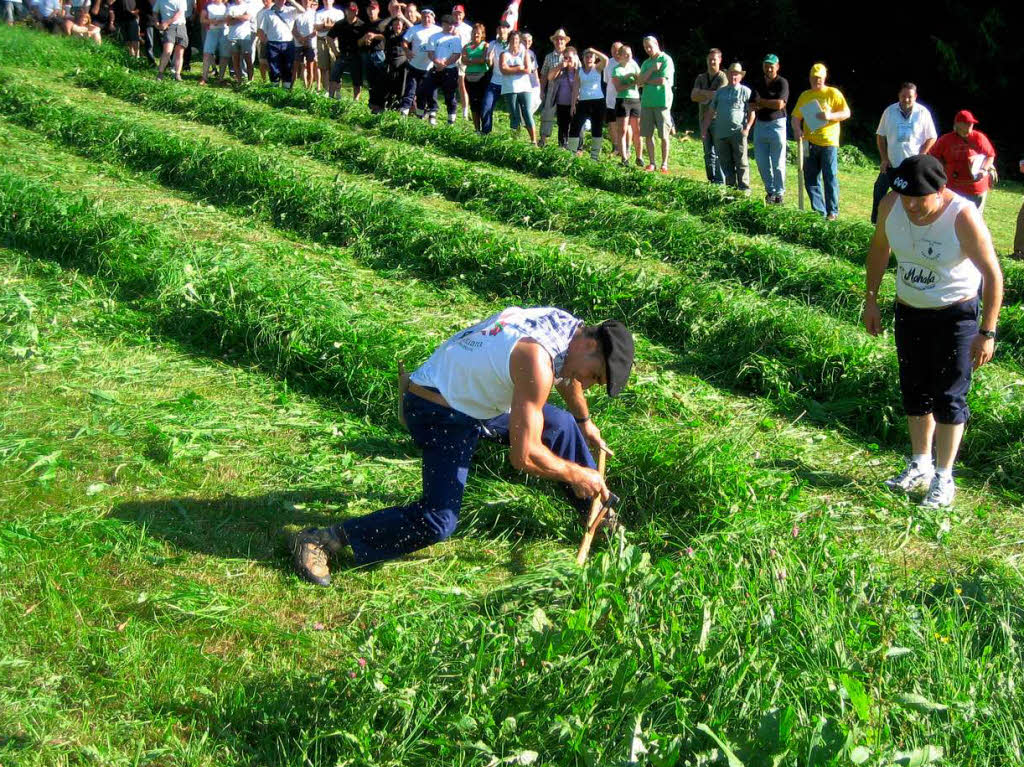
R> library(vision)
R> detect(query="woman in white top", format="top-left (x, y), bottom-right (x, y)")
top-left (224, 0), bottom-right (253, 83)
top-left (199, 0), bottom-right (229, 84)
top-left (521, 31), bottom-right (540, 115)
top-left (864, 154), bottom-right (1003, 509)
top-left (567, 47), bottom-right (608, 160)
top-left (499, 30), bottom-right (536, 144)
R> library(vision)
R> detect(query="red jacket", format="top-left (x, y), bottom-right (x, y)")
top-left (929, 129), bottom-right (996, 196)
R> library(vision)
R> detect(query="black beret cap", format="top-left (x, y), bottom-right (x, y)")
top-left (889, 154), bottom-right (947, 196)
top-left (597, 320), bottom-right (634, 397)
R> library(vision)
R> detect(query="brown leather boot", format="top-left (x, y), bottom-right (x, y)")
top-left (291, 527), bottom-right (347, 586)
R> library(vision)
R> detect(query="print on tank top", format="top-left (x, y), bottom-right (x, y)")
top-left (898, 236), bottom-right (944, 292)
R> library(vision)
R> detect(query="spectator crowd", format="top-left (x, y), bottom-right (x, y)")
top-left (8, 0), bottom-right (1023, 243)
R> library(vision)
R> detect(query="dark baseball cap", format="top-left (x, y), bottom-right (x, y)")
top-left (889, 154), bottom-right (947, 196)
top-left (597, 320), bottom-right (634, 397)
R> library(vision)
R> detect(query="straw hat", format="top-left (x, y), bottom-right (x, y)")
top-left (549, 28), bottom-right (570, 43)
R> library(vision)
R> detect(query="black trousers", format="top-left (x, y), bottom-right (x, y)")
top-left (894, 297), bottom-right (978, 424)
top-left (568, 98), bottom-right (604, 139)
top-left (555, 103), bottom-right (571, 146)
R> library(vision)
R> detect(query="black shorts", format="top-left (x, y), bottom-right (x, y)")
top-left (120, 16), bottom-right (140, 42)
top-left (297, 45), bottom-right (315, 63)
top-left (894, 297), bottom-right (978, 424)
top-left (615, 98), bottom-right (641, 119)
top-left (604, 107), bottom-right (617, 124)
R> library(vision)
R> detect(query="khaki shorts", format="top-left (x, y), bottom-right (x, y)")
top-left (317, 37), bottom-right (335, 69)
top-left (640, 106), bottom-right (671, 139)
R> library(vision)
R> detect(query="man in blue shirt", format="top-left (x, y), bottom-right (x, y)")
top-left (701, 62), bottom-right (755, 191)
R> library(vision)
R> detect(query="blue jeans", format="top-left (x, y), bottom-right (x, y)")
top-left (754, 118), bottom-right (786, 197)
top-left (401, 65), bottom-right (430, 112)
top-left (266, 40), bottom-right (295, 86)
top-left (804, 143), bottom-right (839, 217)
top-left (339, 393), bottom-right (596, 565)
top-left (480, 81), bottom-right (503, 134)
top-left (702, 131), bottom-right (725, 184)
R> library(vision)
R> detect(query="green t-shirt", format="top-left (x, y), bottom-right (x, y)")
top-left (639, 52), bottom-right (674, 109)
top-left (612, 60), bottom-right (641, 100)
top-left (464, 41), bottom-right (489, 75)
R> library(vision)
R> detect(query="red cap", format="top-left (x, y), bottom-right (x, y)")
top-left (452, 3), bottom-right (465, 11)
top-left (954, 109), bottom-right (978, 125)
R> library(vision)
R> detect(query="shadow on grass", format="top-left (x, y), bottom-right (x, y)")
top-left (764, 457), bottom-right (857, 491)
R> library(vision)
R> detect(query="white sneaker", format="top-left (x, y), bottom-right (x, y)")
top-left (447, 114), bottom-right (456, 125)
top-left (428, 114), bottom-right (438, 126)
top-left (921, 474), bottom-right (955, 508)
top-left (884, 460), bottom-right (933, 493)
top-left (399, 108), bottom-right (409, 116)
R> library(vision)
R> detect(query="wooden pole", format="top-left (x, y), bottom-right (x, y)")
top-left (797, 138), bottom-right (805, 211)
top-left (576, 448), bottom-right (611, 566)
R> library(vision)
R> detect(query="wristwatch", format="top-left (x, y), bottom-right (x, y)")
top-left (978, 328), bottom-right (996, 339)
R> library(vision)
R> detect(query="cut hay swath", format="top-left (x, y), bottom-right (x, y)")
top-left (0, 77), bottom-right (1021, 480)
top-left (69, 65), bottom-right (1024, 352)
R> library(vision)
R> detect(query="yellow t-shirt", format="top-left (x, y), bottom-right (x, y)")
top-left (792, 86), bottom-right (848, 147)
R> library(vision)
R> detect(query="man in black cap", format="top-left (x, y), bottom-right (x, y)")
top-left (863, 154), bottom-right (1003, 508)
top-left (293, 307), bottom-right (635, 584)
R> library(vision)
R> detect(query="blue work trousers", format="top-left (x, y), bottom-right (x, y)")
top-left (339, 393), bottom-right (596, 565)
top-left (266, 40), bottom-right (295, 86)
top-left (480, 81), bottom-right (503, 134)
top-left (753, 118), bottom-right (786, 197)
top-left (702, 131), bottom-right (725, 184)
top-left (401, 65), bottom-right (432, 113)
top-left (804, 142), bottom-right (839, 217)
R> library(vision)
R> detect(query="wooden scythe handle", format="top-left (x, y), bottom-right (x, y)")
top-left (575, 447), bottom-right (610, 566)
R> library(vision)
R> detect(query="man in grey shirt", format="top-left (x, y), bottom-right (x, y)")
top-left (690, 47), bottom-right (727, 184)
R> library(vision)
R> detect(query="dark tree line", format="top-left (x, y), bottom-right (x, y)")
top-left (470, 0), bottom-right (1022, 172)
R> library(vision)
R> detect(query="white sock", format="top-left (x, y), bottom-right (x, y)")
top-left (911, 454), bottom-right (932, 471)
top-left (935, 466), bottom-right (953, 480)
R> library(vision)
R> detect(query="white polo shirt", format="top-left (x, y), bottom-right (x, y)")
top-left (876, 101), bottom-right (938, 168)
top-left (259, 3), bottom-right (298, 41)
top-left (429, 30), bottom-right (462, 69)
top-left (454, 19), bottom-right (471, 46)
top-left (404, 22), bottom-right (438, 71)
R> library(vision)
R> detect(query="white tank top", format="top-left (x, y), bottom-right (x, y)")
top-left (886, 193), bottom-right (982, 309)
top-left (578, 66), bottom-right (603, 100)
top-left (410, 307), bottom-right (582, 420)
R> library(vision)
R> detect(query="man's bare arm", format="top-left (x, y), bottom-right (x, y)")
top-left (508, 342), bottom-right (608, 500)
top-left (863, 194), bottom-right (896, 336)
top-left (958, 205), bottom-right (1003, 368)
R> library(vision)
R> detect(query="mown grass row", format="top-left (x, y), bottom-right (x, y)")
top-left (2, 77), bottom-right (1022, 479)
top-left (0, 164), bottom-right (814, 547)
top-left (71, 66), bottom-right (885, 317)
top-left (0, 28), bottom-right (880, 264)
top-left (7, 24), bottom-right (1024, 285)
top-left (71, 65), bottom-right (1024, 354)
top-left (240, 79), bottom-right (886, 259)
top-left (4, 169), bottom-right (1022, 767)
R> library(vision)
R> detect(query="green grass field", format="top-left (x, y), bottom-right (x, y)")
top-left (1, 28), bottom-right (1023, 767)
